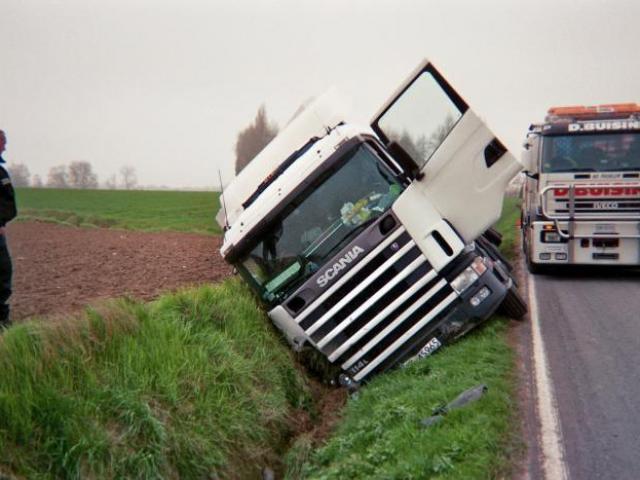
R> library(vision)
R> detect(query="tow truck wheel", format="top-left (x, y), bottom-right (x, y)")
top-left (499, 285), bottom-right (527, 320)
top-left (525, 252), bottom-right (545, 275)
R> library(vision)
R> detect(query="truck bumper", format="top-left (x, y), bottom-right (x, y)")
top-left (399, 257), bottom-right (510, 369)
top-left (529, 220), bottom-right (640, 266)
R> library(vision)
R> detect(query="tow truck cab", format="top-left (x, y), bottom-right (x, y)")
top-left (521, 104), bottom-right (640, 271)
top-left (218, 60), bottom-right (524, 385)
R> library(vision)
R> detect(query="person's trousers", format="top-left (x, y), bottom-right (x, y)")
top-left (0, 233), bottom-right (12, 322)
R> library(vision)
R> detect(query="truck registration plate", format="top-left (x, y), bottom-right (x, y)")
top-left (595, 224), bottom-right (616, 233)
top-left (417, 337), bottom-right (442, 359)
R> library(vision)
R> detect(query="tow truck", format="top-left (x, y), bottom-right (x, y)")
top-left (521, 104), bottom-right (640, 273)
top-left (217, 60), bottom-right (525, 386)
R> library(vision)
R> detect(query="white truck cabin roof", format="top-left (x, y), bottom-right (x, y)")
top-left (219, 122), bottom-right (378, 259)
top-left (216, 89), bottom-right (353, 231)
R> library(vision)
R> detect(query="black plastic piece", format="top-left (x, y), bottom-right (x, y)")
top-left (432, 230), bottom-right (453, 256)
top-left (379, 215), bottom-right (397, 235)
top-left (484, 138), bottom-right (507, 168)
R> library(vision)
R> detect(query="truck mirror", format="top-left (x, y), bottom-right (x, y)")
top-left (521, 148), bottom-right (534, 173)
top-left (388, 141), bottom-right (424, 181)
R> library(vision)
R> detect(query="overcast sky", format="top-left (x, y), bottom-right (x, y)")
top-left (1, 0), bottom-right (638, 189)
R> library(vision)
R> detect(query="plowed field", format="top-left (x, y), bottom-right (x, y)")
top-left (8, 222), bottom-right (232, 320)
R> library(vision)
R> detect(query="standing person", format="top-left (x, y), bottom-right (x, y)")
top-left (0, 130), bottom-right (17, 328)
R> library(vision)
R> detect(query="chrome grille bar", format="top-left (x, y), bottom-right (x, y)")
top-left (316, 255), bottom-right (428, 348)
top-left (329, 271), bottom-right (439, 363)
top-left (305, 239), bottom-right (416, 335)
top-left (353, 291), bottom-right (458, 382)
top-left (295, 227), bottom-right (406, 324)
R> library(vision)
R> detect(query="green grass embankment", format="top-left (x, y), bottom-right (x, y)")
top-left (15, 188), bottom-right (222, 234)
top-left (291, 199), bottom-right (523, 479)
top-left (0, 199), bottom-right (525, 479)
top-left (0, 279), bottom-right (309, 479)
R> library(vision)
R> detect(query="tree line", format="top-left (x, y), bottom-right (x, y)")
top-left (8, 104), bottom-right (279, 190)
top-left (8, 162), bottom-right (137, 190)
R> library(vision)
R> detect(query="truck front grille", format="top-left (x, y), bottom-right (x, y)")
top-left (295, 226), bottom-right (457, 382)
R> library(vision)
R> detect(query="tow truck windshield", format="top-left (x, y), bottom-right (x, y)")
top-left (237, 143), bottom-right (402, 303)
top-left (542, 132), bottom-right (640, 173)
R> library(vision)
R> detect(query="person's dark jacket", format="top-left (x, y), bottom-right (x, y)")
top-left (0, 166), bottom-right (17, 227)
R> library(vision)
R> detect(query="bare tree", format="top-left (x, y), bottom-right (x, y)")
top-left (8, 163), bottom-right (30, 187)
top-left (68, 161), bottom-right (98, 189)
top-left (235, 105), bottom-right (279, 174)
top-left (32, 174), bottom-right (43, 188)
top-left (104, 174), bottom-right (117, 189)
top-left (120, 165), bottom-right (137, 189)
top-left (47, 165), bottom-right (69, 188)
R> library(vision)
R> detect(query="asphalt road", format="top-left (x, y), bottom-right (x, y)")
top-left (534, 269), bottom-right (640, 480)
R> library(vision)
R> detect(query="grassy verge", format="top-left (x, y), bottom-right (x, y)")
top-left (495, 196), bottom-right (521, 261)
top-left (15, 188), bottom-right (222, 234)
top-left (291, 199), bottom-right (523, 479)
top-left (0, 279), bottom-right (309, 479)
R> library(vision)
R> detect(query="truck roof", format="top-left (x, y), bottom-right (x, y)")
top-left (219, 121), bottom-right (377, 259)
top-left (216, 89), bottom-right (353, 231)
top-left (530, 103), bottom-right (640, 136)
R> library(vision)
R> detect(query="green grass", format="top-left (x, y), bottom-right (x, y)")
top-left (495, 197), bottom-right (522, 261)
top-left (291, 199), bottom-right (523, 480)
top-left (0, 279), bottom-right (309, 479)
top-left (15, 188), bottom-right (222, 234)
top-left (0, 200), bottom-right (524, 479)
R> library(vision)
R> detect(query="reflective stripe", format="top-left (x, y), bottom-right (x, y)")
top-left (329, 270), bottom-right (438, 362)
top-left (317, 255), bottom-right (427, 348)
top-left (353, 291), bottom-right (458, 382)
top-left (306, 240), bottom-right (416, 335)
top-left (296, 227), bottom-right (406, 324)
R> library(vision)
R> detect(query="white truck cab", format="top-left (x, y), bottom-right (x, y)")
top-left (521, 104), bottom-right (640, 273)
top-left (218, 60), bottom-right (525, 386)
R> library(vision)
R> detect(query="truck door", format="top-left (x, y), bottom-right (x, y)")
top-left (372, 60), bottom-right (522, 243)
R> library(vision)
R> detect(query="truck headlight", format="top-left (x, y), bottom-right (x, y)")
top-left (451, 257), bottom-right (486, 294)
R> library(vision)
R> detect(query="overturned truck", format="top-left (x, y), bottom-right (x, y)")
top-left (217, 60), bottom-right (526, 387)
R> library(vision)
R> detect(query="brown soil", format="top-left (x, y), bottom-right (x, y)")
top-left (7, 221), bottom-right (233, 320)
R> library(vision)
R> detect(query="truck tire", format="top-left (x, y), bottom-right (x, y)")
top-left (499, 285), bottom-right (527, 320)
top-left (525, 252), bottom-right (546, 275)
top-left (483, 227), bottom-right (503, 247)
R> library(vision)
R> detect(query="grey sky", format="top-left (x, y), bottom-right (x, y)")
top-left (1, 0), bottom-right (638, 189)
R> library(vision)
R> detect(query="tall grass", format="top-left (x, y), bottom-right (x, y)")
top-left (16, 188), bottom-right (222, 234)
top-left (0, 279), bottom-right (309, 479)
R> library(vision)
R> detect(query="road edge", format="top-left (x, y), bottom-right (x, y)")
top-left (528, 274), bottom-right (569, 480)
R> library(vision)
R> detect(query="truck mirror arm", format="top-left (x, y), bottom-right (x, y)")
top-left (524, 171), bottom-right (539, 180)
top-left (387, 141), bottom-right (425, 181)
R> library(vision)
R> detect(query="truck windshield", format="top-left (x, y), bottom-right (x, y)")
top-left (237, 144), bottom-right (402, 303)
top-left (542, 133), bottom-right (640, 173)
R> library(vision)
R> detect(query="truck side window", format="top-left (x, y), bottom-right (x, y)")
top-left (376, 72), bottom-right (462, 168)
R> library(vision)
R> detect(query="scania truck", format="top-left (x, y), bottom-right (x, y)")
top-left (521, 104), bottom-right (640, 273)
top-left (217, 60), bottom-right (525, 386)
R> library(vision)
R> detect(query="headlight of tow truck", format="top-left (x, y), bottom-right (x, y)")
top-left (450, 257), bottom-right (487, 294)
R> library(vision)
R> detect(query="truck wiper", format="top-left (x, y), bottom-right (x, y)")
top-left (242, 137), bottom-right (320, 209)
top-left (339, 215), bottom-right (379, 245)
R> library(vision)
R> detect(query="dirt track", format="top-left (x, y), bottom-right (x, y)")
top-left (7, 222), bottom-right (233, 320)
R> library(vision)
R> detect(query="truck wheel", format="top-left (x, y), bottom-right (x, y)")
top-left (499, 285), bottom-right (527, 320)
top-left (525, 253), bottom-right (545, 275)
top-left (477, 236), bottom-right (513, 272)
top-left (483, 227), bottom-right (503, 247)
